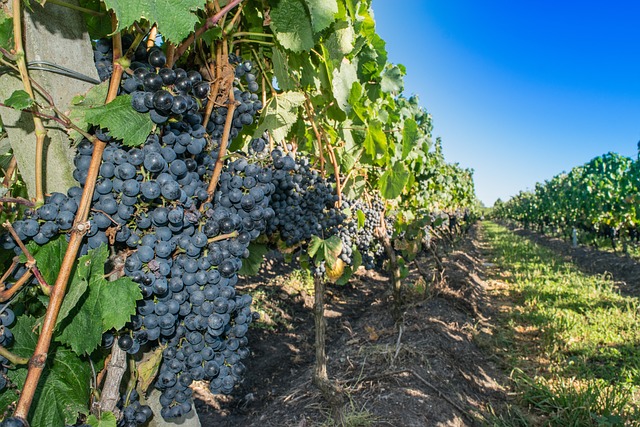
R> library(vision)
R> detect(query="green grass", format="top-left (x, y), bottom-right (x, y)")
top-left (482, 221), bottom-right (640, 426)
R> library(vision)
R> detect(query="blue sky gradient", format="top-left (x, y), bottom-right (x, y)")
top-left (372, 1), bottom-right (640, 205)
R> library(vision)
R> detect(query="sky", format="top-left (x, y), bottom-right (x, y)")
top-left (372, 1), bottom-right (640, 206)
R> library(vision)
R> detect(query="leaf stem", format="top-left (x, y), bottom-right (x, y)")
top-left (207, 231), bottom-right (238, 244)
top-left (250, 48), bottom-right (274, 95)
top-left (0, 269), bottom-right (33, 302)
top-left (231, 31), bottom-right (273, 38)
top-left (0, 197), bottom-right (34, 207)
top-left (230, 38), bottom-right (273, 50)
top-left (44, 0), bottom-right (106, 16)
top-left (3, 220), bottom-right (35, 265)
top-left (1, 222), bottom-right (49, 294)
top-left (0, 345), bottom-right (29, 365)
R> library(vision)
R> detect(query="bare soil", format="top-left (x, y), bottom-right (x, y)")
top-left (193, 224), bottom-right (518, 427)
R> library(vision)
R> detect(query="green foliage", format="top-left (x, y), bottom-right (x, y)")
top-left (253, 91), bottom-right (306, 144)
top-left (8, 316), bottom-right (92, 427)
top-left (87, 412), bottom-right (118, 427)
top-left (0, 0), bottom-right (480, 422)
top-left (57, 245), bottom-right (142, 355)
top-left (0, 9), bottom-right (13, 53)
top-left (84, 95), bottom-right (155, 147)
top-left (68, 82), bottom-right (109, 143)
top-left (4, 90), bottom-right (35, 110)
top-left (20, 236), bottom-right (68, 286)
top-left (269, 0), bottom-right (316, 52)
top-left (495, 152), bottom-right (639, 245)
top-left (103, 0), bottom-right (206, 42)
top-left (308, 235), bottom-right (343, 269)
top-left (238, 243), bottom-right (270, 275)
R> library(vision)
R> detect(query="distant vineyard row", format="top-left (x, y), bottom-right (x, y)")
top-left (493, 150), bottom-right (640, 248)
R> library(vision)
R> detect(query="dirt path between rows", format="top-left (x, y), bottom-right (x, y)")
top-left (505, 223), bottom-right (640, 299)
top-left (193, 225), bottom-right (519, 427)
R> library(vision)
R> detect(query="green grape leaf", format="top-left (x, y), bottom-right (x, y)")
top-left (401, 118), bottom-right (419, 160)
top-left (4, 90), bottom-right (35, 110)
top-left (272, 47), bottom-right (297, 91)
top-left (380, 64), bottom-right (404, 94)
top-left (379, 161), bottom-right (409, 200)
top-left (103, 0), bottom-right (206, 43)
top-left (0, 10), bottom-right (13, 53)
top-left (308, 235), bottom-right (323, 258)
top-left (238, 243), bottom-right (269, 276)
top-left (253, 91), bottom-right (305, 143)
top-left (304, 0), bottom-right (338, 34)
top-left (87, 412), bottom-right (117, 427)
top-left (79, 0), bottom-right (112, 39)
top-left (84, 94), bottom-right (154, 146)
top-left (363, 120), bottom-right (387, 159)
top-left (200, 25), bottom-right (222, 45)
top-left (57, 245), bottom-right (142, 354)
top-left (356, 209), bottom-right (366, 229)
top-left (57, 267), bottom-right (89, 328)
top-left (331, 58), bottom-right (358, 114)
top-left (322, 235), bottom-right (342, 270)
top-left (7, 316), bottom-right (91, 427)
top-left (308, 235), bottom-right (342, 269)
top-left (270, 0), bottom-right (314, 52)
top-left (20, 235), bottom-right (68, 286)
top-left (325, 18), bottom-right (355, 62)
top-left (68, 82), bottom-right (109, 143)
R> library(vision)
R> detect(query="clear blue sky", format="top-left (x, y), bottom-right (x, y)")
top-left (372, 1), bottom-right (640, 206)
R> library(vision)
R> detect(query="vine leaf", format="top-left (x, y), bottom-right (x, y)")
top-left (253, 91), bottom-right (305, 143)
top-left (356, 209), bottom-right (366, 229)
top-left (87, 412), bottom-right (117, 427)
top-left (18, 236), bottom-right (68, 287)
top-left (238, 243), bottom-right (269, 276)
top-left (68, 82), bottom-right (109, 143)
top-left (84, 94), bottom-right (155, 147)
top-left (0, 9), bottom-right (13, 53)
top-left (401, 118), bottom-right (419, 160)
top-left (103, 0), bottom-right (206, 43)
top-left (363, 119), bottom-right (387, 160)
top-left (325, 19), bottom-right (355, 62)
top-left (270, 0), bottom-right (314, 52)
top-left (379, 161), bottom-right (409, 199)
top-left (6, 315), bottom-right (92, 427)
top-left (4, 90), bottom-right (35, 110)
top-left (304, 0), bottom-right (338, 34)
top-left (137, 346), bottom-right (164, 392)
top-left (331, 58), bottom-right (358, 114)
top-left (380, 64), bottom-right (405, 94)
top-left (308, 235), bottom-right (342, 269)
top-left (272, 48), bottom-right (297, 91)
top-left (56, 245), bottom-right (142, 355)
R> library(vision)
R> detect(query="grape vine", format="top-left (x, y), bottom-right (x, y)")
top-left (0, 0), bottom-right (478, 425)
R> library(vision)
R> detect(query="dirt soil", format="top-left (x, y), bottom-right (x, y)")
top-left (506, 224), bottom-right (640, 299)
top-left (192, 224), bottom-right (520, 427)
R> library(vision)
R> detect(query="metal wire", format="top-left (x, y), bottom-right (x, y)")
top-left (0, 60), bottom-right (101, 85)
